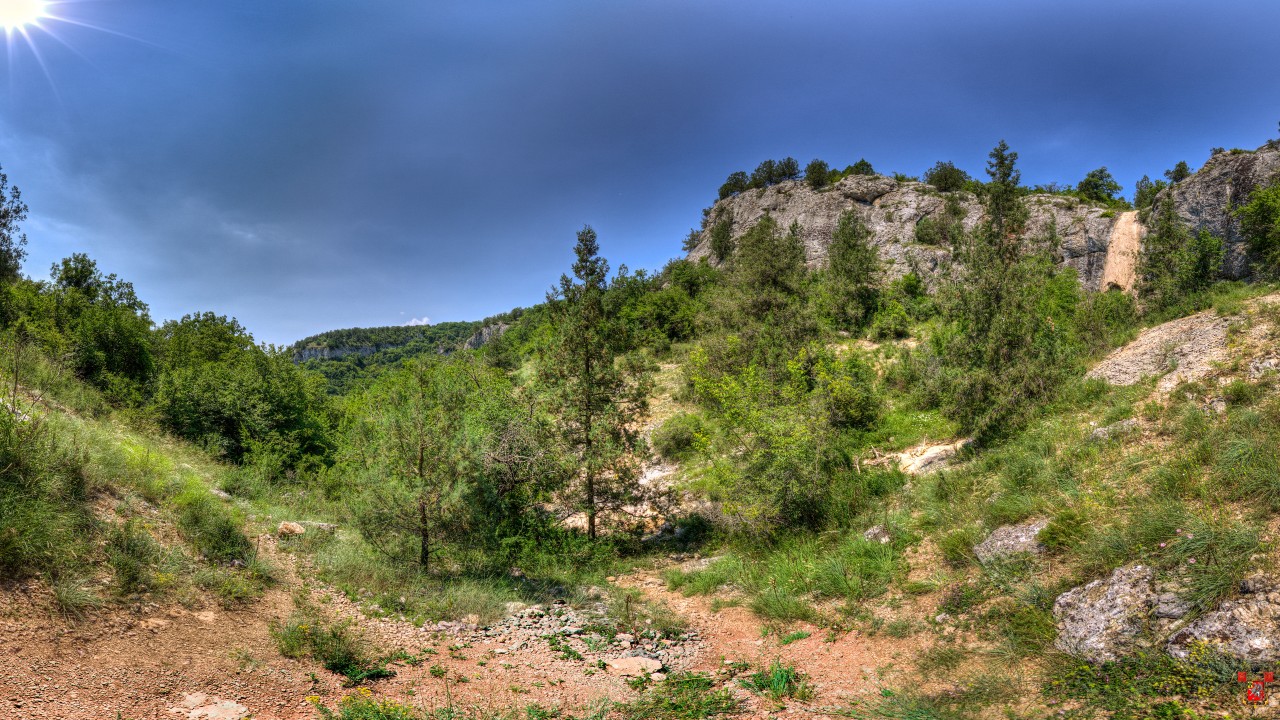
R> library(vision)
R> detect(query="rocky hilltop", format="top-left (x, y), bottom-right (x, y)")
top-left (1162, 143), bottom-right (1280, 277)
top-left (686, 142), bottom-right (1280, 288)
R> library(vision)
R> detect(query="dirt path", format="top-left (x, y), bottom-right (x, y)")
top-left (1100, 210), bottom-right (1143, 293)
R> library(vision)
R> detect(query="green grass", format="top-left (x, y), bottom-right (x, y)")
top-left (738, 660), bottom-right (814, 703)
top-left (614, 672), bottom-right (740, 720)
top-left (665, 534), bottom-right (902, 623)
top-left (272, 607), bottom-right (397, 685)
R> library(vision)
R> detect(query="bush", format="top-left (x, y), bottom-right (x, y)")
top-left (1238, 180), bottom-right (1280, 276)
top-left (105, 519), bottom-right (161, 594)
top-left (1138, 199), bottom-right (1225, 313)
top-left (174, 487), bottom-right (252, 563)
top-left (870, 300), bottom-right (910, 340)
top-left (739, 660), bottom-right (814, 702)
top-left (922, 161), bottom-right (971, 192)
top-left (273, 612), bottom-right (396, 685)
top-left (614, 672), bottom-right (740, 720)
top-left (652, 412), bottom-right (707, 462)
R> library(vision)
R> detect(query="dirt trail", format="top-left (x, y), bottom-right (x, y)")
top-left (1100, 210), bottom-right (1143, 293)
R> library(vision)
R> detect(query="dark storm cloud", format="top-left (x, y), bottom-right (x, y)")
top-left (1, 0), bottom-right (1278, 343)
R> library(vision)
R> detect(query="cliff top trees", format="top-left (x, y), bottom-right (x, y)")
top-left (923, 161), bottom-right (971, 192)
top-left (1077, 167), bottom-right (1122, 203)
top-left (538, 226), bottom-right (650, 539)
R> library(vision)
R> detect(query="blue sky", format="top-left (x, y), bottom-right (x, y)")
top-left (1, 0), bottom-right (1277, 344)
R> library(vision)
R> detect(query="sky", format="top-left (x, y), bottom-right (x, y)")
top-left (0, 0), bottom-right (1277, 345)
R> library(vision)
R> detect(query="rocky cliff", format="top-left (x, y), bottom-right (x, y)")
top-left (686, 142), bottom-right (1280, 289)
top-left (686, 174), bottom-right (1120, 290)
top-left (1162, 143), bottom-right (1280, 278)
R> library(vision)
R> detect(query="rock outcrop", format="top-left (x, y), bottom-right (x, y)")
top-left (1053, 564), bottom-right (1155, 663)
top-left (687, 143), bottom-right (1280, 289)
top-left (1167, 574), bottom-right (1280, 663)
top-left (687, 175), bottom-right (1120, 290)
top-left (1164, 143), bottom-right (1280, 278)
top-left (463, 322), bottom-right (510, 350)
top-left (973, 519), bottom-right (1048, 562)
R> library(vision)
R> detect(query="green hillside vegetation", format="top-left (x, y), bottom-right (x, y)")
top-left (4, 142), bottom-right (1280, 718)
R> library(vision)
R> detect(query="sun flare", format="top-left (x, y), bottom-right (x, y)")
top-left (0, 0), bottom-right (46, 31)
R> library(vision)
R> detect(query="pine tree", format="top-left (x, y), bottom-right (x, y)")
top-left (539, 227), bottom-right (650, 539)
top-left (823, 211), bottom-right (880, 329)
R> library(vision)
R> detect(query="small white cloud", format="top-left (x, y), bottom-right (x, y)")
top-left (404, 316), bottom-right (431, 326)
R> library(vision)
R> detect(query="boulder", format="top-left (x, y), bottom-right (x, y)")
top-left (277, 521), bottom-right (306, 536)
top-left (896, 439), bottom-right (972, 475)
top-left (973, 519), bottom-right (1049, 562)
top-left (862, 525), bottom-right (892, 544)
top-left (1090, 418), bottom-right (1140, 442)
top-left (605, 656), bottom-right (662, 676)
top-left (1168, 575), bottom-right (1280, 663)
top-left (1053, 565), bottom-right (1155, 663)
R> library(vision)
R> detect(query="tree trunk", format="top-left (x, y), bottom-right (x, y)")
top-left (419, 498), bottom-right (430, 573)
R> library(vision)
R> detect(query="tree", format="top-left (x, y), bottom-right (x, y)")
top-left (709, 212), bottom-right (735, 263)
top-left (749, 160), bottom-right (777, 189)
top-left (922, 161), bottom-right (971, 192)
top-left (1237, 180), bottom-right (1280, 276)
top-left (847, 159), bottom-right (875, 176)
top-left (1133, 175), bottom-right (1167, 210)
top-left (718, 171), bottom-right (749, 199)
top-left (805, 159), bottom-right (830, 190)
top-left (1136, 198), bottom-right (1224, 311)
top-left (538, 226), bottom-right (650, 539)
top-left (777, 157), bottom-right (800, 181)
top-left (925, 141), bottom-right (1079, 440)
top-left (984, 140), bottom-right (1029, 255)
top-left (0, 166), bottom-right (28, 282)
top-left (1164, 161), bottom-right (1192, 184)
top-left (822, 211), bottom-right (880, 329)
top-left (1076, 167), bottom-right (1122, 203)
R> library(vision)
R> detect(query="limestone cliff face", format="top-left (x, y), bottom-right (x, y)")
top-left (463, 322), bottom-right (510, 350)
top-left (686, 174), bottom-right (1119, 290)
top-left (1163, 143), bottom-right (1280, 278)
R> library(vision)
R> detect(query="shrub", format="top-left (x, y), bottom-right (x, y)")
top-left (1137, 199), bottom-right (1224, 313)
top-left (922, 161), bottom-right (971, 192)
top-left (105, 519), bottom-right (161, 594)
top-left (614, 672), bottom-right (740, 720)
top-left (870, 300), bottom-right (910, 340)
top-left (739, 660), bottom-right (814, 703)
top-left (652, 412), bottom-right (706, 462)
top-left (174, 487), bottom-right (252, 563)
top-left (1076, 166), bottom-right (1122, 203)
top-left (1237, 180), bottom-right (1280, 276)
top-left (804, 159), bottom-right (830, 190)
top-left (272, 612), bottom-right (396, 685)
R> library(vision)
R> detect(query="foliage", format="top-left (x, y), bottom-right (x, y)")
top-left (1076, 166), bottom-right (1122, 203)
top-left (614, 672), bottom-right (740, 720)
top-left (847, 158), bottom-right (875, 176)
top-left (1133, 174), bottom-right (1167, 210)
top-left (739, 660), bottom-right (814, 702)
top-left (912, 194), bottom-right (967, 248)
top-left (538, 226), bottom-right (651, 539)
top-left (1136, 199), bottom-right (1224, 313)
top-left (922, 161), bottom-right (970, 192)
top-left (273, 610), bottom-right (396, 685)
top-left (295, 321), bottom-right (481, 395)
top-left (652, 412), bottom-right (707, 462)
top-left (918, 142), bottom-right (1081, 440)
top-left (820, 211), bottom-right (880, 330)
top-left (717, 171), bottom-right (749, 200)
top-left (708, 213), bottom-right (734, 264)
top-left (1237, 179), bottom-right (1280, 276)
top-left (804, 159), bottom-right (830, 190)
top-left (1164, 160), bottom-right (1193, 184)
top-left (0, 165), bottom-right (28, 282)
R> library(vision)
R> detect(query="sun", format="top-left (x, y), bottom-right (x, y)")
top-left (0, 0), bottom-right (47, 31)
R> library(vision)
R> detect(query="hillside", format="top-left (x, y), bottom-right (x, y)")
top-left (4, 136), bottom-right (1280, 720)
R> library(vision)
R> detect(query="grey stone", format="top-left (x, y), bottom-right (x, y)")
top-left (1154, 593), bottom-right (1192, 620)
top-left (1167, 590), bottom-right (1280, 663)
top-left (1090, 418), bottom-right (1140, 442)
top-left (862, 525), bottom-right (892, 544)
top-left (974, 519), bottom-right (1049, 563)
top-left (1054, 565), bottom-right (1156, 663)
